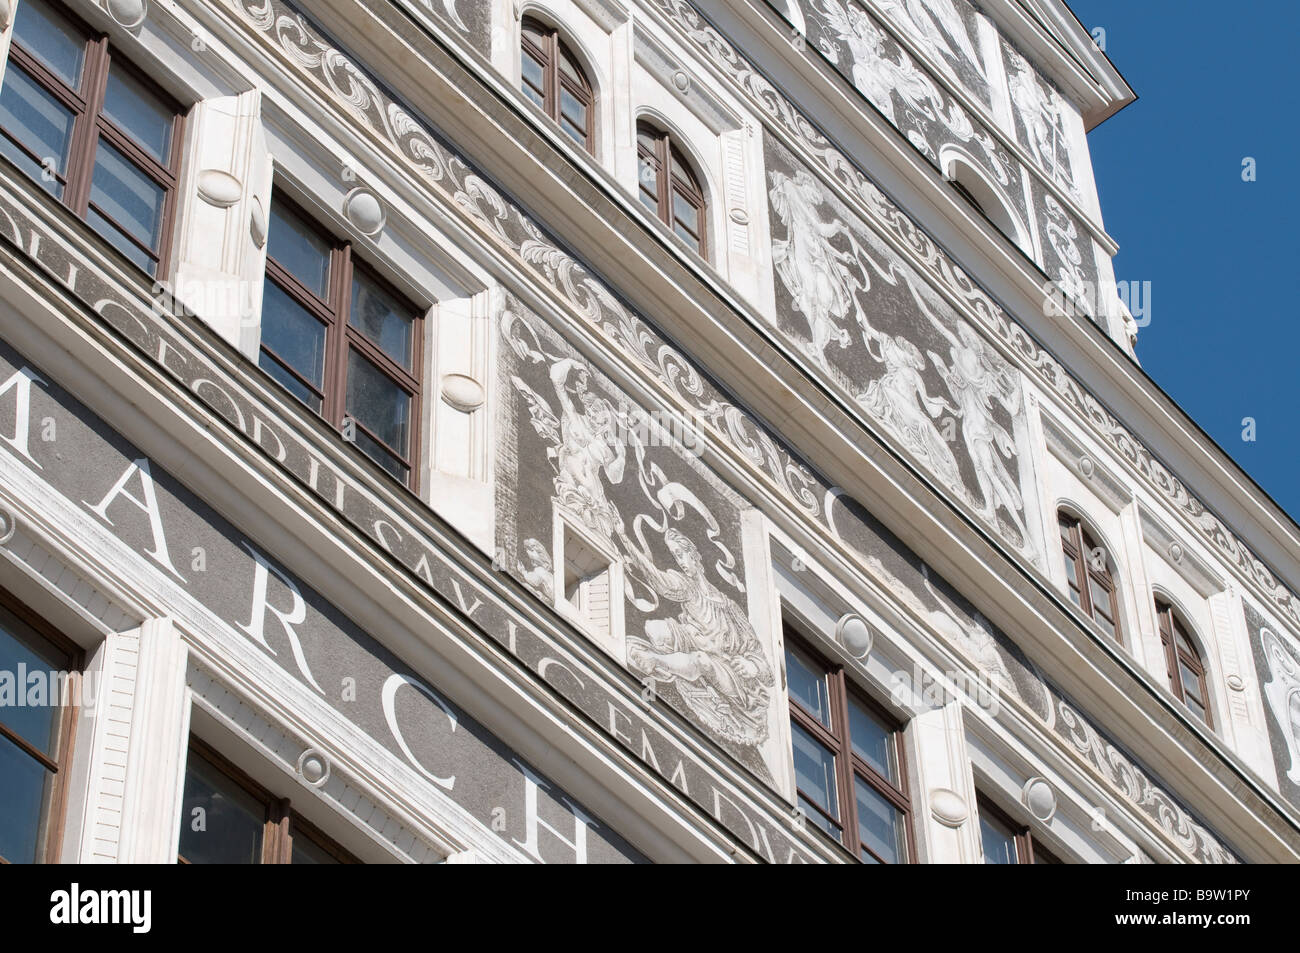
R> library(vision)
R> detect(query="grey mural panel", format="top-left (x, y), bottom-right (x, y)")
top-left (496, 296), bottom-right (782, 781)
top-left (1244, 601), bottom-right (1300, 810)
top-left (0, 340), bottom-right (644, 865)
top-left (765, 131), bottom-right (1038, 556)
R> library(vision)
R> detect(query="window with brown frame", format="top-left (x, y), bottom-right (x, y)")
top-left (978, 794), bottom-right (1060, 864)
top-left (1058, 512), bottom-right (1123, 643)
top-left (260, 195), bottom-right (423, 487)
top-left (1155, 599), bottom-right (1212, 728)
top-left (520, 17), bottom-right (594, 154)
top-left (0, 0), bottom-right (184, 277)
top-left (177, 739), bottom-right (357, 864)
top-left (636, 120), bottom-right (707, 258)
top-left (784, 628), bottom-right (913, 863)
top-left (0, 586), bottom-right (81, 864)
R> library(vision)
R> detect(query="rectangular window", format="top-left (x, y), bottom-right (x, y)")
top-left (260, 195), bottom-right (423, 487)
top-left (0, 0), bottom-right (184, 276)
top-left (0, 587), bottom-right (80, 864)
top-left (178, 738), bottom-right (356, 864)
top-left (977, 795), bottom-right (1060, 864)
top-left (784, 627), bottom-right (912, 863)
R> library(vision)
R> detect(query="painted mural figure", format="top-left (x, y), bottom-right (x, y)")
top-left (769, 168), bottom-right (872, 368)
top-left (547, 357), bottom-right (628, 538)
top-left (619, 527), bottom-right (773, 746)
top-left (875, 0), bottom-right (984, 81)
top-left (517, 537), bottom-right (555, 602)
top-left (815, 0), bottom-right (940, 127)
top-left (925, 319), bottom-right (1028, 541)
top-left (1006, 48), bottom-right (1074, 192)
top-left (859, 326), bottom-right (963, 492)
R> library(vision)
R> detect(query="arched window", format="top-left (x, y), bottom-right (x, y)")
top-left (636, 120), bottom-right (707, 258)
top-left (1058, 512), bottom-right (1122, 643)
top-left (1155, 600), bottom-right (1212, 727)
top-left (520, 17), bottom-right (594, 153)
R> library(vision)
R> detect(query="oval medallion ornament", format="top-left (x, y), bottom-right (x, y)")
top-left (250, 195), bottom-right (268, 248)
top-left (297, 748), bottom-right (330, 787)
top-left (929, 788), bottom-right (968, 828)
top-left (0, 506), bottom-right (15, 546)
top-left (1021, 776), bottom-right (1057, 823)
top-left (1226, 673), bottom-right (1245, 692)
top-left (344, 187), bottom-right (385, 236)
top-left (835, 613), bottom-right (873, 660)
top-left (196, 169), bottom-right (243, 208)
top-left (441, 373), bottom-right (485, 413)
top-left (106, 0), bottom-right (148, 29)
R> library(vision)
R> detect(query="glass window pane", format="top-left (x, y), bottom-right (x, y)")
top-left (102, 65), bottom-right (174, 165)
top-left (12, 0), bottom-right (85, 89)
top-left (672, 191), bottom-right (699, 236)
top-left (1062, 552), bottom-right (1078, 588)
top-left (291, 828), bottom-right (342, 864)
top-left (1179, 661), bottom-right (1204, 703)
top-left (790, 720), bottom-right (837, 823)
top-left (86, 206), bottom-right (156, 274)
top-left (558, 49), bottom-right (582, 86)
top-left (785, 645), bottom-right (831, 727)
top-left (0, 65), bottom-right (76, 195)
top-left (259, 279), bottom-right (327, 393)
top-left (0, 737), bottom-right (53, 863)
top-left (0, 606), bottom-right (69, 755)
top-left (854, 775), bottom-right (903, 863)
top-left (847, 696), bottom-right (894, 781)
top-left (798, 794), bottom-right (839, 841)
top-left (979, 811), bottom-right (1017, 864)
top-left (560, 116), bottom-right (587, 149)
top-left (90, 139), bottom-right (165, 250)
top-left (178, 753), bottom-right (266, 864)
top-left (559, 87), bottom-right (585, 126)
top-left (521, 51), bottom-right (545, 102)
top-left (268, 201), bottom-right (332, 299)
top-left (1087, 576), bottom-right (1112, 616)
top-left (346, 350), bottom-right (410, 459)
top-left (349, 274), bottom-right (413, 369)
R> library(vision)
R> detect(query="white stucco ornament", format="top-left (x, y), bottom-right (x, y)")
top-left (0, 0), bottom-right (13, 30)
top-left (1078, 455), bottom-right (1095, 479)
top-left (106, 0), bottom-right (148, 29)
top-left (929, 788), bottom-right (968, 828)
top-left (344, 187), bottom-right (386, 236)
top-left (1225, 673), bottom-right (1245, 692)
top-left (250, 195), bottom-right (268, 248)
top-left (297, 748), bottom-right (330, 786)
top-left (1021, 776), bottom-right (1057, 823)
top-left (0, 506), bottom-right (15, 546)
top-left (834, 613), bottom-right (873, 659)
top-left (441, 373), bottom-right (486, 412)
top-left (671, 70), bottom-right (690, 93)
top-left (1168, 542), bottom-right (1184, 564)
top-left (196, 169), bottom-right (243, 208)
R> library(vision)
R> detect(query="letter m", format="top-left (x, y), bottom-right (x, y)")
top-left (0, 366), bottom-right (46, 467)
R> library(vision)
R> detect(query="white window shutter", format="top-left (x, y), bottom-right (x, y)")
top-left (0, 0), bottom-right (19, 92)
top-left (171, 89), bottom-right (274, 362)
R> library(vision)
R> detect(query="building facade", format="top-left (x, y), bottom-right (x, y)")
top-left (0, 0), bottom-right (1296, 864)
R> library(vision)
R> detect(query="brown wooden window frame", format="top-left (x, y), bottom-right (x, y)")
top-left (0, 584), bottom-right (82, 865)
top-left (519, 16), bottom-right (595, 154)
top-left (784, 627), bottom-right (914, 863)
top-left (1155, 599), bottom-right (1213, 729)
top-left (0, 0), bottom-right (185, 276)
top-left (1058, 511), bottom-right (1123, 644)
top-left (177, 738), bottom-right (357, 864)
top-left (260, 194), bottom-right (424, 489)
top-left (977, 794), bottom-right (1060, 864)
top-left (635, 120), bottom-right (708, 259)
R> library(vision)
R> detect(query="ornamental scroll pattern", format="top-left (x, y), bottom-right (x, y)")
top-left (224, 0), bottom-right (1238, 862)
top-left (634, 0), bottom-right (1300, 636)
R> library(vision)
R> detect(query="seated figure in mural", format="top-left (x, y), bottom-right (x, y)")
top-left (859, 327), bottom-right (963, 493)
top-left (620, 527), bottom-right (773, 747)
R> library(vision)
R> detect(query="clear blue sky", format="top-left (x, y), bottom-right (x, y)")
top-left (1070, 0), bottom-right (1300, 523)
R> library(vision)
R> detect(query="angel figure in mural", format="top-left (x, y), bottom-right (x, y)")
top-left (618, 526), bottom-right (773, 747)
top-left (516, 538), bottom-right (555, 602)
top-left (511, 356), bottom-right (629, 540)
top-left (859, 325), bottom-right (963, 493)
top-left (1006, 51), bottom-right (1074, 193)
top-left (923, 315), bottom-right (1029, 542)
top-left (876, 0), bottom-right (984, 80)
top-left (815, 0), bottom-right (941, 127)
top-left (769, 168), bottom-right (876, 369)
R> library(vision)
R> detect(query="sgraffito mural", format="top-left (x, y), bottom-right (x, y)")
top-left (766, 133), bottom-right (1038, 556)
top-left (768, 0), bottom-right (1100, 320)
top-left (1245, 602), bottom-right (1300, 810)
top-left (497, 297), bottom-right (783, 781)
